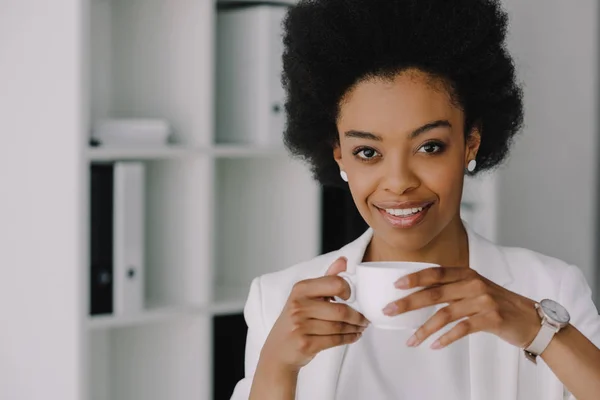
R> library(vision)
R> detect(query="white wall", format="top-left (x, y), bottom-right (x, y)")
top-left (0, 1), bottom-right (86, 399)
top-left (497, 1), bottom-right (598, 300)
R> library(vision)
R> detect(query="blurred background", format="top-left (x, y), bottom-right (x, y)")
top-left (1, 0), bottom-right (598, 399)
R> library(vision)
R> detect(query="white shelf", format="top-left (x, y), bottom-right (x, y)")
top-left (217, 0), bottom-right (297, 5)
top-left (88, 305), bottom-right (205, 330)
top-left (87, 144), bottom-right (288, 161)
top-left (206, 144), bottom-right (287, 158)
top-left (88, 287), bottom-right (249, 330)
top-left (87, 146), bottom-right (193, 161)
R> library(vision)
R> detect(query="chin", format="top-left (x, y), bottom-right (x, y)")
top-left (375, 224), bottom-right (439, 254)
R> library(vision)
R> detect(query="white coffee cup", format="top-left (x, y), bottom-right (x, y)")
top-left (337, 261), bottom-right (440, 330)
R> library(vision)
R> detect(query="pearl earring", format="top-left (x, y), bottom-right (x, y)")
top-left (340, 170), bottom-right (348, 182)
top-left (467, 159), bottom-right (477, 172)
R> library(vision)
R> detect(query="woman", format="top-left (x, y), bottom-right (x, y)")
top-left (231, 0), bottom-right (600, 399)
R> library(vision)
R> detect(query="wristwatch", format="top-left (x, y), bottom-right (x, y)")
top-left (524, 299), bottom-right (570, 364)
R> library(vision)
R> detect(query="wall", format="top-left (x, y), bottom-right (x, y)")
top-left (0, 1), bottom-right (87, 399)
top-left (497, 0), bottom-right (599, 301)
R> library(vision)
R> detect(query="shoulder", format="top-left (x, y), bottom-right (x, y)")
top-left (501, 244), bottom-right (576, 278)
top-left (468, 227), bottom-right (592, 304)
top-left (493, 243), bottom-right (599, 344)
top-left (244, 249), bottom-right (344, 328)
top-left (475, 236), bottom-right (599, 345)
top-left (498, 243), bottom-right (583, 290)
top-left (259, 250), bottom-right (342, 293)
top-left (243, 228), bottom-right (373, 333)
top-left (501, 243), bottom-right (596, 306)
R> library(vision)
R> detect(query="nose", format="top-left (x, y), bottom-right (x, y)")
top-left (381, 154), bottom-right (420, 195)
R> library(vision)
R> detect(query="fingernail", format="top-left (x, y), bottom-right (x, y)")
top-left (430, 339), bottom-right (442, 350)
top-left (382, 303), bottom-right (398, 316)
top-left (406, 334), bottom-right (418, 347)
top-left (394, 277), bottom-right (409, 288)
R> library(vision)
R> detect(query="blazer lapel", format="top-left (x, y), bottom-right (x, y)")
top-left (466, 225), bottom-right (519, 400)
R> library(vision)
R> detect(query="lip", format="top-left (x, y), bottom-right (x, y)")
top-left (373, 200), bottom-right (435, 210)
top-left (374, 201), bottom-right (435, 229)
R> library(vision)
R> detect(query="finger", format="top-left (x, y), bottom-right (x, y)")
top-left (383, 279), bottom-right (481, 316)
top-left (292, 275), bottom-right (351, 299)
top-left (428, 314), bottom-right (487, 350)
top-left (325, 256), bottom-right (348, 276)
top-left (406, 298), bottom-right (482, 347)
top-left (306, 332), bottom-right (363, 354)
top-left (301, 319), bottom-right (367, 335)
top-left (305, 299), bottom-right (370, 327)
top-left (323, 257), bottom-right (348, 301)
top-left (394, 267), bottom-right (475, 289)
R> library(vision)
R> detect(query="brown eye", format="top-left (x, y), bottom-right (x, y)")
top-left (418, 142), bottom-right (446, 154)
top-left (354, 147), bottom-right (380, 160)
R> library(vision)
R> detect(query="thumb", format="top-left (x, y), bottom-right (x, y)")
top-left (325, 256), bottom-right (347, 276)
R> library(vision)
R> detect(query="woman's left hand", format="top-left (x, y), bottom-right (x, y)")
top-left (382, 267), bottom-right (541, 350)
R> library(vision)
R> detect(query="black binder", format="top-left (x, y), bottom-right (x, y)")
top-left (90, 163), bottom-right (114, 315)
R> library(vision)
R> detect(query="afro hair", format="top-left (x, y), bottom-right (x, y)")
top-left (281, 0), bottom-right (524, 188)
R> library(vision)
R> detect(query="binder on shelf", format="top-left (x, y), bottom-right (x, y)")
top-left (90, 164), bottom-right (114, 315)
top-left (216, 3), bottom-right (289, 146)
top-left (90, 162), bottom-right (145, 316)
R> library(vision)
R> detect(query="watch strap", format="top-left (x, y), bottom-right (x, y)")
top-left (524, 323), bottom-right (556, 363)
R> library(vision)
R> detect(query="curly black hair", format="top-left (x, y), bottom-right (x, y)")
top-left (281, 0), bottom-right (524, 188)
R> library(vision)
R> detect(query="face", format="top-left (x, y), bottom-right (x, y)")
top-left (334, 69), bottom-right (480, 253)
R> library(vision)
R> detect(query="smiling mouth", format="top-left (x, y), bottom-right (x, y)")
top-left (383, 206), bottom-right (425, 217)
top-left (375, 202), bottom-right (434, 228)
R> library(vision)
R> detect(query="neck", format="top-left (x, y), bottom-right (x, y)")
top-left (364, 216), bottom-right (470, 267)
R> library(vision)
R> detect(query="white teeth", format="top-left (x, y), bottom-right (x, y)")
top-left (385, 207), bottom-right (423, 217)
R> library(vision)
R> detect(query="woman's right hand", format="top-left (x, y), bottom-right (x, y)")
top-left (258, 257), bottom-right (370, 374)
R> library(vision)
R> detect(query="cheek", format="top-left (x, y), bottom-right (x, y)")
top-left (345, 165), bottom-right (379, 218)
top-left (347, 169), bottom-right (378, 204)
top-left (417, 158), bottom-right (464, 205)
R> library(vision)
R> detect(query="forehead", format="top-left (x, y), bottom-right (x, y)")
top-left (337, 70), bottom-right (463, 135)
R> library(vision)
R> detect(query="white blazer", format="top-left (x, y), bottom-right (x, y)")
top-left (230, 225), bottom-right (600, 400)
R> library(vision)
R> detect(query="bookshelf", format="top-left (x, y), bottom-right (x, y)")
top-left (2, 1), bottom-right (498, 399)
top-left (86, 0), bottom-right (319, 399)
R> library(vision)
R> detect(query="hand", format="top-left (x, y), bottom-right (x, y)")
top-left (259, 257), bottom-right (369, 373)
top-left (382, 267), bottom-right (540, 350)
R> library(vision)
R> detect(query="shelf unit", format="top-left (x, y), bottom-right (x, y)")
top-left (87, 0), bottom-right (319, 399)
top-left (2, 1), bottom-right (499, 399)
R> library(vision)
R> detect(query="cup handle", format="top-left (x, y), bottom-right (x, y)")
top-left (333, 272), bottom-right (359, 312)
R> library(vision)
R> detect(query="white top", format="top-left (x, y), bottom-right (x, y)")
top-left (230, 227), bottom-right (600, 400)
top-left (336, 311), bottom-right (471, 400)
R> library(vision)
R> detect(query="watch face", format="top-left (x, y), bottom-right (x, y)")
top-left (540, 299), bottom-right (570, 324)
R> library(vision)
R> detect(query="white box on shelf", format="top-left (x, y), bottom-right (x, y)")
top-left (216, 4), bottom-right (289, 146)
top-left (113, 162), bottom-right (145, 315)
top-left (92, 119), bottom-right (172, 147)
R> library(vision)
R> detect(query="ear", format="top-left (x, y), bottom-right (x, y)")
top-left (465, 125), bottom-right (481, 165)
top-left (333, 143), bottom-right (344, 171)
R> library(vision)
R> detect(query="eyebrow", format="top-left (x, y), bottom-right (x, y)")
top-left (344, 119), bottom-right (452, 141)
